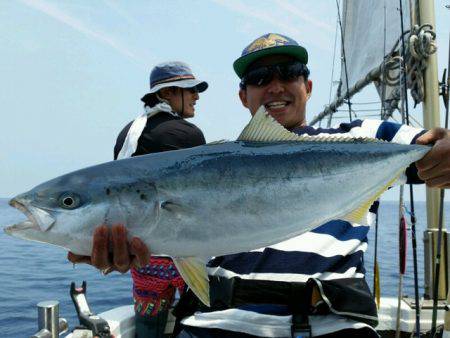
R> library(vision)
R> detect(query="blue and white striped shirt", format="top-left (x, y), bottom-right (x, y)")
top-left (181, 119), bottom-right (425, 337)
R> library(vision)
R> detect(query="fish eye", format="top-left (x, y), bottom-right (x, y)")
top-left (59, 193), bottom-right (81, 209)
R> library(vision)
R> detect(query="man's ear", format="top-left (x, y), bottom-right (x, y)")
top-left (239, 88), bottom-right (249, 108)
top-left (306, 80), bottom-right (313, 99)
top-left (159, 87), bottom-right (173, 101)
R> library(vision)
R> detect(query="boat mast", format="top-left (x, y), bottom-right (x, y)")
top-left (418, 0), bottom-right (445, 299)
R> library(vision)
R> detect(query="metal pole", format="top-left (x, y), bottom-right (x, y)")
top-left (31, 301), bottom-right (59, 338)
top-left (419, 0), bottom-right (442, 237)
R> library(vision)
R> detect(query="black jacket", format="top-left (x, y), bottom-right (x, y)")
top-left (114, 112), bottom-right (206, 159)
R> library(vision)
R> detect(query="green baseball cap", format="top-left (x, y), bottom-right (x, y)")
top-left (233, 33), bottom-right (308, 79)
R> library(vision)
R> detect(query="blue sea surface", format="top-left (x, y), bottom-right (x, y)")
top-left (0, 198), bottom-right (443, 337)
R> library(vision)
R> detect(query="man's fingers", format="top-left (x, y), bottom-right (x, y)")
top-left (67, 252), bottom-right (91, 265)
top-left (131, 237), bottom-right (150, 268)
top-left (415, 129), bottom-right (450, 172)
top-left (111, 224), bottom-right (131, 273)
top-left (131, 256), bottom-right (142, 270)
top-left (417, 160), bottom-right (450, 181)
top-left (91, 225), bottom-right (111, 270)
top-left (416, 128), bottom-right (448, 145)
top-left (416, 137), bottom-right (450, 173)
top-left (423, 174), bottom-right (450, 189)
top-left (416, 155), bottom-right (440, 174)
top-left (82, 224), bottom-right (146, 274)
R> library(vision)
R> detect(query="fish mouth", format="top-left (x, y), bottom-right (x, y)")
top-left (4, 219), bottom-right (38, 235)
top-left (7, 198), bottom-right (55, 233)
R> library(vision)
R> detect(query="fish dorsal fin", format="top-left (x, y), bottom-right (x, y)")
top-left (342, 170), bottom-right (402, 225)
top-left (238, 106), bottom-right (300, 142)
top-left (172, 257), bottom-right (210, 307)
top-left (237, 106), bottom-right (383, 144)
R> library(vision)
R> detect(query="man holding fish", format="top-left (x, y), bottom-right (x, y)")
top-left (7, 33), bottom-right (450, 337)
top-left (73, 34), bottom-right (449, 337)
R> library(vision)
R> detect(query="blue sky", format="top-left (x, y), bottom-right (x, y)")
top-left (0, 0), bottom-right (449, 201)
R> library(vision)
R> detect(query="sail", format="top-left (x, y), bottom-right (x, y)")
top-left (310, 0), bottom-right (415, 126)
top-left (339, 0), bottom-right (410, 93)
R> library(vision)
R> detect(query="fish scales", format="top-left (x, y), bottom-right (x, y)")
top-left (6, 140), bottom-right (427, 257)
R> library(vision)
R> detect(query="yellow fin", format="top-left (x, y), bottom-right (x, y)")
top-left (342, 172), bottom-right (401, 225)
top-left (173, 257), bottom-right (210, 307)
top-left (237, 106), bottom-right (383, 143)
top-left (374, 261), bottom-right (380, 308)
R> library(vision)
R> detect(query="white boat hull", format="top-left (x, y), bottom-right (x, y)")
top-left (66, 297), bottom-right (448, 337)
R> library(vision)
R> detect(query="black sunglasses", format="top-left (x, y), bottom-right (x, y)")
top-left (186, 87), bottom-right (199, 94)
top-left (241, 62), bottom-right (310, 88)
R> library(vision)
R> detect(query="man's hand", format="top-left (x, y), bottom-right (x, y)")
top-left (416, 128), bottom-right (450, 188)
top-left (67, 224), bottom-right (150, 274)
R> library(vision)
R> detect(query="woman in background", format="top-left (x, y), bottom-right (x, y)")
top-left (114, 61), bottom-right (208, 338)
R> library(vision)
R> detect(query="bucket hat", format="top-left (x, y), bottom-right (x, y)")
top-left (141, 61), bottom-right (208, 102)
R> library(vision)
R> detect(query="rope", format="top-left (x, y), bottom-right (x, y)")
top-left (406, 24), bottom-right (437, 107)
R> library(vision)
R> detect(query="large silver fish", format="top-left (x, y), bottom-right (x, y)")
top-left (4, 108), bottom-right (430, 305)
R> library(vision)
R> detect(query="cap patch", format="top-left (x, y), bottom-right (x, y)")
top-left (246, 33), bottom-right (290, 53)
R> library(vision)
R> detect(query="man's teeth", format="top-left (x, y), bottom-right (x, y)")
top-left (266, 101), bottom-right (288, 109)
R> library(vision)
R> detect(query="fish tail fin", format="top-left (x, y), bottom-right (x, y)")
top-left (173, 257), bottom-right (210, 307)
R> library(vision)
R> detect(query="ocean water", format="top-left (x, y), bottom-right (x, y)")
top-left (0, 198), bottom-right (132, 338)
top-left (0, 198), bottom-right (444, 337)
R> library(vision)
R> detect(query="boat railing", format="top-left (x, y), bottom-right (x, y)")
top-left (30, 300), bottom-right (68, 338)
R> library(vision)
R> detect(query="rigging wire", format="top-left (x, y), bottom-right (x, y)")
top-left (386, 110), bottom-right (423, 128)
top-left (404, 113), bottom-right (423, 127)
top-left (323, 114), bottom-right (383, 119)
top-left (391, 3), bottom-right (407, 336)
top-left (351, 101), bottom-right (383, 105)
top-left (382, 1), bottom-right (388, 120)
top-left (336, 109), bottom-right (387, 112)
top-left (327, 4), bottom-right (340, 128)
top-left (335, 0), bottom-right (354, 122)
top-left (389, 113), bottom-right (423, 129)
top-left (398, 1), bottom-right (421, 336)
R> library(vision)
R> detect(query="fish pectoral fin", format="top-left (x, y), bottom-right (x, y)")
top-left (160, 201), bottom-right (188, 213)
top-left (342, 171), bottom-right (402, 225)
top-left (237, 105), bottom-right (381, 143)
top-left (159, 201), bottom-right (193, 222)
top-left (173, 257), bottom-right (210, 307)
top-left (157, 188), bottom-right (192, 214)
